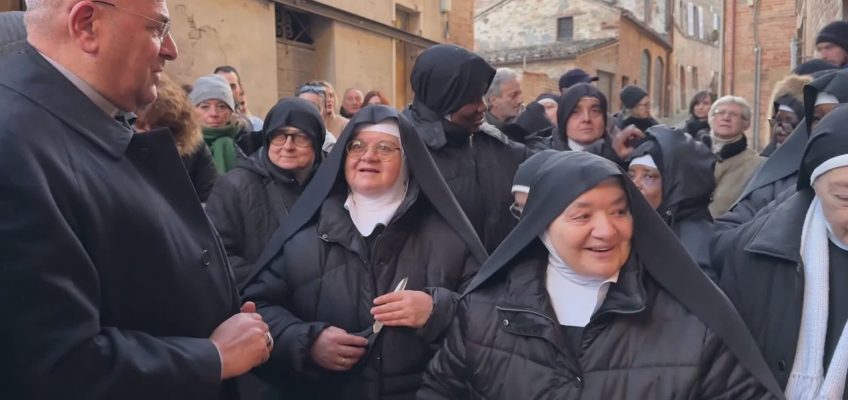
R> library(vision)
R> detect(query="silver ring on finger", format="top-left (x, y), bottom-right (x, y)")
top-left (265, 331), bottom-right (274, 351)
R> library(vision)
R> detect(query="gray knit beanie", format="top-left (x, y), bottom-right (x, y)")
top-left (189, 75), bottom-right (235, 110)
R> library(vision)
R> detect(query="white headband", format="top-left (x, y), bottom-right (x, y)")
top-left (811, 154), bottom-right (848, 185)
top-left (778, 104), bottom-right (796, 113)
top-left (815, 91), bottom-right (839, 107)
top-left (358, 121), bottom-right (401, 139)
top-left (511, 184), bottom-right (530, 194)
top-left (629, 154), bottom-right (658, 170)
top-left (537, 98), bottom-right (558, 106)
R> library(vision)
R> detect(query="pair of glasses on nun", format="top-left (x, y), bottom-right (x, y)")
top-left (346, 140), bottom-right (402, 162)
top-left (270, 132), bottom-right (312, 148)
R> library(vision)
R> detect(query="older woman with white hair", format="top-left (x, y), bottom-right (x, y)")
top-left (719, 104), bottom-right (848, 398)
top-left (242, 105), bottom-right (487, 400)
top-left (708, 95), bottom-right (765, 217)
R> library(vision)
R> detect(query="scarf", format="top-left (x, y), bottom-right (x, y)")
top-left (203, 124), bottom-right (240, 174)
top-left (786, 197), bottom-right (848, 399)
top-left (540, 232), bottom-right (619, 327)
top-left (711, 132), bottom-right (744, 154)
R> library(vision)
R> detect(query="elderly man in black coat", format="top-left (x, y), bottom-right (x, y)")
top-left (402, 44), bottom-right (531, 253)
top-left (0, 2), bottom-right (271, 399)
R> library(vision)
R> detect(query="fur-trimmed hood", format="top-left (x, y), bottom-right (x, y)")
top-left (172, 124), bottom-right (204, 157)
top-left (768, 74), bottom-right (812, 116)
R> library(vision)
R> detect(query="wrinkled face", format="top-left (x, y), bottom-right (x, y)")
top-left (539, 99), bottom-right (558, 125)
top-left (548, 178), bottom-right (633, 279)
top-left (631, 97), bottom-right (652, 119)
top-left (343, 89), bottom-right (363, 113)
top-left (693, 96), bottom-right (713, 119)
top-left (814, 166), bottom-right (848, 245)
top-left (268, 127), bottom-right (315, 173)
top-left (771, 109), bottom-right (800, 144)
top-left (812, 103), bottom-right (839, 131)
top-left (298, 92), bottom-right (326, 116)
top-left (710, 103), bottom-right (749, 139)
top-left (565, 97), bottom-right (605, 145)
top-left (195, 99), bottom-right (232, 128)
top-left (93, 0), bottom-right (178, 111)
top-left (628, 165), bottom-right (663, 210)
top-left (489, 79), bottom-right (523, 120)
top-left (216, 71), bottom-right (243, 104)
top-left (345, 131), bottom-right (403, 197)
top-left (450, 97), bottom-right (487, 133)
top-left (817, 42), bottom-right (848, 67)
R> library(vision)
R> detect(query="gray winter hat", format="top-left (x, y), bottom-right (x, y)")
top-left (189, 75), bottom-right (235, 110)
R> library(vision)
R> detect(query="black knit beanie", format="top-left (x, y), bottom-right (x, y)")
top-left (816, 21), bottom-right (848, 55)
top-left (620, 85), bottom-right (648, 109)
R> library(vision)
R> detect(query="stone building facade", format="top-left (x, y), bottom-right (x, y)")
top-left (475, 0), bottom-right (672, 116)
top-left (670, 0), bottom-right (721, 115)
top-left (2, 0), bottom-right (473, 118)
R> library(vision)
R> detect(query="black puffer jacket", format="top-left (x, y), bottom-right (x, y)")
top-left (205, 151), bottom-right (304, 286)
top-left (242, 105), bottom-right (488, 400)
top-left (420, 245), bottom-right (773, 399)
top-left (403, 103), bottom-right (529, 253)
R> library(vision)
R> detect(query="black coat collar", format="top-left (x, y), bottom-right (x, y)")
top-left (744, 189), bottom-right (812, 264)
top-left (0, 44), bottom-right (132, 159)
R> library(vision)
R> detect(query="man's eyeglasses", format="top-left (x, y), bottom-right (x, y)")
top-left (712, 109), bottom-right (743, 119)
top-left (346, 140), bottom-right (401, 162)
top-left (92, 1), bottom-right (171, 41)
top-left (270, 132), bottom-right (312, 148)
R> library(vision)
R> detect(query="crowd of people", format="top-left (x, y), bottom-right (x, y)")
top-left (4, 1), bottom-right (848, 399)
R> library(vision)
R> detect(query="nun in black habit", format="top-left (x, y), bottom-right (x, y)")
top-left (719, 105), bottom-right (848, 397)
top-left (627, 125), bottom-right (717, 277)
top-left (419, 151), bottom-right (783, 399)
top-left (242, 105), bottom-right (487, 400)
top-left (712, 68), bottom-right (845, 272)
top-left (205, 97), bottom-right (326, 286)
top-left (402, 44), bottom-right (530, 253)
top-left (546, 83), bottom-right (644, 165)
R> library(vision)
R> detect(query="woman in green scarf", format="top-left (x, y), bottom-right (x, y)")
top-left (190, 74), bottom-right (246, 173)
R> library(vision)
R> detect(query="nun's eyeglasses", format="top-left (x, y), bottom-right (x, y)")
top-left (346, 140), bottom-right (401, 161)
top-left (270, 133), bottom-right (312, 148)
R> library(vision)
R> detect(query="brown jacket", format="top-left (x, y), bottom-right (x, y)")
top-left (710, 143), bottom-right (764, 217)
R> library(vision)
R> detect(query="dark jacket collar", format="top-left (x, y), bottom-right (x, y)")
top-left (0, 44), bottom-right (132, 159)
top-left (744, 188), bottom-right (812, 263)
top-left (404, 102), bottom-right (451, 149)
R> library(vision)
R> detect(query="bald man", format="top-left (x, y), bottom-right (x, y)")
top-left (0, 1), bottom-right (270, 398)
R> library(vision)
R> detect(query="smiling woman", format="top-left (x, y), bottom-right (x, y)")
top-left (419, 150), bottom-right (783, 399)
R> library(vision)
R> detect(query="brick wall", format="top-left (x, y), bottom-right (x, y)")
top-left (800, 0), bottom-right (843, 60)
top-left (724, 0), bottom-right (797, 149)
top-left (448, 0), bottom-right (475, 49)
top-left (520, 71), bottom-right (560, 102)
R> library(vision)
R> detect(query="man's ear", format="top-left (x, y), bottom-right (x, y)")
top-left (68, 2), bottom-right (100, 54)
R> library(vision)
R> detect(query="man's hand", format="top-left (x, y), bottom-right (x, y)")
top-left (210, 302), bottom-right (271, 380)
top-left (309, 327), bottom-right (368, 371)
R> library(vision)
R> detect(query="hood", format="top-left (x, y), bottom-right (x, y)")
top-left (554, 83), bottom-right (608, 149)
top-left (769, 74), bottom-right (811, 118)
top-left (261, 97), bottom-right (326, 164)
top-left (804, 69), bottom-right (848, 132)
top-left (798, 104), bottom-right (848, 190)
top-left (500, 101), bottom-right (554, 142)
top-left (629, 126), bottom-right (715, 221)
top-left (410, 44), bottom-right (495, 116)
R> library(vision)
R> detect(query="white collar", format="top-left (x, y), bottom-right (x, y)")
top-left (567, 138), bottom-right (586, 152)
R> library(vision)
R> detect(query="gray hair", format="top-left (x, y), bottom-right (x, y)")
top-left (485, 68), bottom-right (519, 102)
top-left (709, 95), bottom-right (752, 122)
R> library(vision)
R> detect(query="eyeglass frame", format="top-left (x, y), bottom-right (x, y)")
top-left (269, 132), bottom-right (313, 148)
top-left (91, 0), bottom-right (171, 41)
top-left (767, 117), bottom-right (797, 132)
top-left (345, 140), bottom-right (402, 162)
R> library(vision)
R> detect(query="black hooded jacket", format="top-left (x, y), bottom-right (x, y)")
top-left (242, 105), bottom-right (487, 400)
top-left (500, 101), bottom-right (554, 144)
top-left (418, 151), bottom-right (782, 399)
top-left (402, 44), bottom-right (530, 253)
top-left (718, 105), bottom-right (848, 392)
top-left (205, 97), bottom-right (325, 287)
top-left (712, 69), bottom-right (848, 274)
top-left (629, 126), bottom-right (717, 275)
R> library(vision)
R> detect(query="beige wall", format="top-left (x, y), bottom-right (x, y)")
top-left (316, 0), bottom-right (445, 43)
top-left (329, 22), bottom-right (397, 105)
top-left (165, 0), bottom-right (278, 119)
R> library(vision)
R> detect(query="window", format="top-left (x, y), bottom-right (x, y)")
top-left (691, 66), bottom-right (699, 90)
top-left (697, 6), bottom-right (705, 39)
top-left (679, 65), bottom-right (687, 109)
top-left (557, 17), bottom-right (574, 41)
top-left (275, 5), bottom-right (314, 45)
top-left (640, 50), bottom-right (651, 92)
top-left (687, 3), bottom-right (695, 36)
top-left (654, 57), bottom-right (664, 116)
top-left (713, 12), bottom-right (720, 30)
top-left (644, 0), bottom-right (652, 24)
